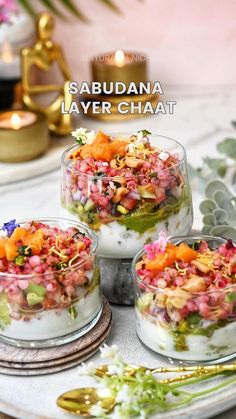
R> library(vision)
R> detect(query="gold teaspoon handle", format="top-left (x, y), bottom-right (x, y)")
top-left (151, 362), bottom-right (236, 375)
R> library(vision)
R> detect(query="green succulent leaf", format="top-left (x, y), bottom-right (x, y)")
top-left (202, 225), bottom-right (213, 235)
top-left (232, 169), bottom-right (236, 185)
top-left (228, 210), bottom-right (236, 227)
top-left (205, 180), bottom-right (231, 200)
top-left (202, 214), bottom-right (216, 226)
top-left (199, 199), bottom-right (217, 214)
top-left (214, 191), bottom-right (234, 211)
top-left (217, 138), bottom-right (236, 160)
top-left (210, 225), bottom-right (236, 241)
top-left (203, 157), bottom-right (227, 177)
top-left (232, 121), bottom-right (236, 129)
top-left (212, 208), bottom-right (228, 224)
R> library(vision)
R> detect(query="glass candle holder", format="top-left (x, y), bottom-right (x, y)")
top-left (132, 235), bottom-right (236, 363)
top-left (0, 218), bottom-right (102, 348)
top-left (61, 134), bottom-right (193, 259)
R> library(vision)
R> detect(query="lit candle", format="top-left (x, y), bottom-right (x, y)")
top-left (114, 50), bottom-right (125, 67)
top-left (91, 50), bottom-right (147, 88)
top-left (0, 111), bottom-right (37, 129)
top-left (0, 110), bottom-right (49, 163)
top-left (11, 113), bottom-right (21, 130)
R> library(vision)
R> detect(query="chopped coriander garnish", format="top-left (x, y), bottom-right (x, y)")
top-left (56, 262), bottom-right (68, 270)
top-left (190, 241), bottom-right (201, 250)
top-left (18, 246), bottom-right (32, 256)
top-left (138, 129), bottom-right (151, 136)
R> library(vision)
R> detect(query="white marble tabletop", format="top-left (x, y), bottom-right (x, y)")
top-left (0, 85), bottom-right (236, 418)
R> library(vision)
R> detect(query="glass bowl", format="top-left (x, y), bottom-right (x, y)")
top-left (132, 235), bottom-right (236, 363)
top-left (0, 218), bottom-right (102, 348)
top-left (61, 133), bottom-right (193, 259)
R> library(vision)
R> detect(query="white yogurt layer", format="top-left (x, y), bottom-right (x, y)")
top-left (136, 310), bottom-right (236, 361)
top-left (1, 286), bottom-right (101, 342)
top-left (61, 205), bottom-right (193, 259)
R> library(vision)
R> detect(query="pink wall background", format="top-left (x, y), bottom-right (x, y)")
top-left (50, 0), bottom-right (236, 86)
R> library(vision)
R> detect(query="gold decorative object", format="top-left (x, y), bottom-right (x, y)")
top-left (0, 110), bottom-right (49, 162)
top-left (91, 50), bottom-right (147, 86)
top-left (21, 12), bottom-right (73, 136)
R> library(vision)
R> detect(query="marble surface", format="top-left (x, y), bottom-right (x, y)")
top-left (0, 86), bottom-right (236, 418)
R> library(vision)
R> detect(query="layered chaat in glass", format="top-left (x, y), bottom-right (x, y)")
top-left (61, 128), bottom-right (193, 258)
top-left (0, 218), bottom-right (101, 347)
top-left (132, 233), bottom-right (236, 362)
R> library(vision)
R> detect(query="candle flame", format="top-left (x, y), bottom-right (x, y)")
top-left (114, 50), bottom-right (125, 67)
top-left (1, 40), bottom-right (13, 63)
top-left (11, 113), bottom-right (21, 130)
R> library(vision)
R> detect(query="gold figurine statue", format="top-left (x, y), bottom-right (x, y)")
top-left (21, 12), bottom-right (73, 135)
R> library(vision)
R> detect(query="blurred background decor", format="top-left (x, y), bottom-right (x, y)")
top-left (84, 49), bottom-right (160, 121)
top-left (0, 2), bottom-right (34, 110)
top-left (0, 110), bottom-right (48, 162)
top-left (15, 0), bottom-right (140, 21)
top-left (21, 12), bottom-right (73, 135)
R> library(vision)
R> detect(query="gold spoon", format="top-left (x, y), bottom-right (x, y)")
top-left (95, 362), bottom-right (236, 378)
top-left (57, 387), bottom-right (115, 417)
top-left (57, 365), bottom-right (232, 416)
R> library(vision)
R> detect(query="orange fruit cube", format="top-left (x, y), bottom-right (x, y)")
top-left (110, 140), bottom-right (128, 157)
top-left (93, 131), bottom-right (110, 145)
top-left (146, 243), bottom-right (177, 273)
top-left (80, 144), bottom-right (93, 159)
top-left (92, 144), bottom-right (113, 162)
top-left (5, 241), bottom-right (18, 261)
top-left (10, 227), bottom-right (28, 242)
top-left (0, 239), bottom-right (6, 258)
top-left (176, 243), bottom-right (197, 262)
top-left (24, 229), bottom-right (44, 255)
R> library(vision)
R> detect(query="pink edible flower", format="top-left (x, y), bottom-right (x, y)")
top-left (144, 231), bottom-right (170, 260)
top-left (0, 0), bottom-right (18, 24)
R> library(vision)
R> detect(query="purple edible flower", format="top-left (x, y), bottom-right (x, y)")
top-left (1, 219), bottom-right (19, 237)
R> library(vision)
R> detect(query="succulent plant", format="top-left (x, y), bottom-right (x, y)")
top-left (189, 122), bottom-right (236, 186)
top-left (200, 180), bottom-right (236, 240)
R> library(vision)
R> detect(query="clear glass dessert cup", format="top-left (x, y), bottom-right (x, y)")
top-left (0, 218), bottom-right (102, 348)
top-left (61, 134), bottom-right (193, 259)
top-left (132, 235), bottom-right (236, 364)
